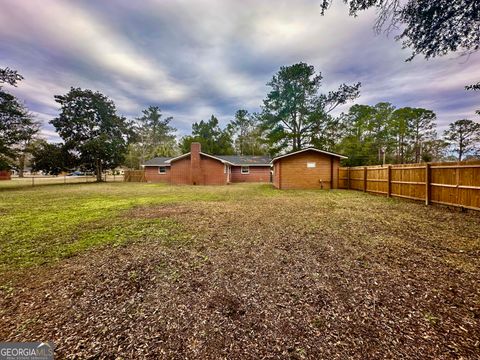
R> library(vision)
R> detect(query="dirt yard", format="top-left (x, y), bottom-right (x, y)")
top-left (0, 183), bottom-right (479, 359)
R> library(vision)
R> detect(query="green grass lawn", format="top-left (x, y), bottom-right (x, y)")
top-left (1, 182), bottom-right (478, 277)
top-left (1, 182), bottom-right (479, 358)
top-left (0, 182), bottom-right (278, 274)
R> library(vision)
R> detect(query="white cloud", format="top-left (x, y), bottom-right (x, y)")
top-left (0, 0), bottom-right (189, 102)
top-left (0, 0), bottom-right (478, 141)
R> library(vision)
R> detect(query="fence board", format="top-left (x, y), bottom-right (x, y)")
top-left (338, 167), bottom-right (349, 189)
top-left (348, 168), bottom-right (365, 191)
top-left (124, 170), bottom-right (146, 182)
top-left (366, 167), bottom-right (388, 194)
top-left (339, 160), bottom-right (480, 211)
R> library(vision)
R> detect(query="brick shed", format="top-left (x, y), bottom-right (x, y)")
top-left (143, 143), bottom-right (271, 185)
top-left (272, 148), bottom-right (347, 190)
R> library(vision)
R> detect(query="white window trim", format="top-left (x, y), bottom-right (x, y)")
top-left (307, 162), bottom-right (316, 168)
top-left (241, 166), bottom-right (250, 174)
top-left (158, 166), bottom-right (167, 174)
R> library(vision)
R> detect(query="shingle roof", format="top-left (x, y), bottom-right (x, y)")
top-left (271, 147), bottom-right (347, 163)
top-left (143, 157), bottom-right (172, 166)
top-left (143, 154), bottom-right (272, 166)
top-left (215, 155), bottom-right (271, 166)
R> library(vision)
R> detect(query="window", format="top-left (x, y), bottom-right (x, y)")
top-left (158, 166), bottom-right (167, 174)
top-left (307, 162), bottom-right (316, 168)
top-left (241, 166), bottom-right (250, 174)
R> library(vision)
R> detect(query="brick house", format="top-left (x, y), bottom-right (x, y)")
top-left (143, 142), bottom-right (271, 185)
top-left (272, 148), bottom-right (347, 189)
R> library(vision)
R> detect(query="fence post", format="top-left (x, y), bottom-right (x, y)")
top-left (425, 163), bottom-right (431, 205)
top-left (347, 167), bottom-right (350, 190)
top-left (363, 167), bottom-right (367, 192)
top-left (387, 165), bottom-right (391, 197)
top-left (455, 165), bottom-right (460, 206)
top-left (32, 176), bottom-right (34, 187)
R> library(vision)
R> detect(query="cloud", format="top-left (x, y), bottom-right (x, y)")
top-left (0, 0), bottom-right (478, 142)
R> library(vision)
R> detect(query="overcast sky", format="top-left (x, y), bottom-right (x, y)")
top-left (1, 0), bottom-right (479, 142)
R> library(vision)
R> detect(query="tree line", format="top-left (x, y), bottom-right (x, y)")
top-left (2, 0), bottom-right (479, 180)
top-left (1, 63), bottom-right (479, 181)
top-left (129, 62), bottom-right (480, 167)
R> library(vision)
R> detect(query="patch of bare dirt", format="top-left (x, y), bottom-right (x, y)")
top-left (1, 194), bottom-right (479, 359)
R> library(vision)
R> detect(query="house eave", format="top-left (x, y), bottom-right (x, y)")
top-left (142, 164), bottom-right (171, 167)
top-left (167, 151), bottom-right (236, 165)
top-left (166, 152), bottom-right (191, 163)
top-left (200, 152), bottom-right (234, 165)
top-left (271, 148), bottom-right (348, 163)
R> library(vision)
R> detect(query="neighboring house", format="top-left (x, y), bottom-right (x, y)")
top-left (142, 142), bottom-right (271, 185)
top-left (271, 148), bottom-right (347, 189)
top-left (106, 167), bottom-right (126, 175)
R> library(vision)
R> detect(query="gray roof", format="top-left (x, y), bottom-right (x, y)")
top-left (143, 157), bottom-right (171, 166)
top-left (143, 154), bottom-right (271, 166)
top-left (215, 155), bottom-right (271, 166)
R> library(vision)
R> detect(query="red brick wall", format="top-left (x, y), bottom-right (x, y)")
top-left (144, 140), bottom-right (270, 186)
top-left (0, 170), bottom-right (11, 180)
top-left (273, 151), bottom-right (340, 189)
top-left (169, 154), bottom-right (227, 185)
top-left (230, 166), bottom-right (271, 183)
top-left (332, 157), bottom-right (340, 189)
top-left (199, 155), bottom-right (227, 185)
top-left (170, 156), bottom-right (191, 184)
top-left (273, 162), bottom-right (280, 188)
top-left (190, 142), bottom-right (202, 185)
top-left (144, 166), bottom-right (170, 183)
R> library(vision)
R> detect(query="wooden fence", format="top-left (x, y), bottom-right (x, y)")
top-left (124, 170), bottom-right (146, 182)
top-left (339, 161), bottom-right (480, 211)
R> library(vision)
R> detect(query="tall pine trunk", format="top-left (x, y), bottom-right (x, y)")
top-left (294, 135), bottom-right (301, 151)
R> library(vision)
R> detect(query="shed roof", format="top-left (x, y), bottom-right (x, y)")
top-left (271, 148), bottom-right (347, 163)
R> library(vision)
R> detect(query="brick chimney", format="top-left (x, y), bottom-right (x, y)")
top-left (190, 142), bottom-right (201, 185)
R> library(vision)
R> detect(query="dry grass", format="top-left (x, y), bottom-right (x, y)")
top-left (0, 183), bottom-right (479, 359)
